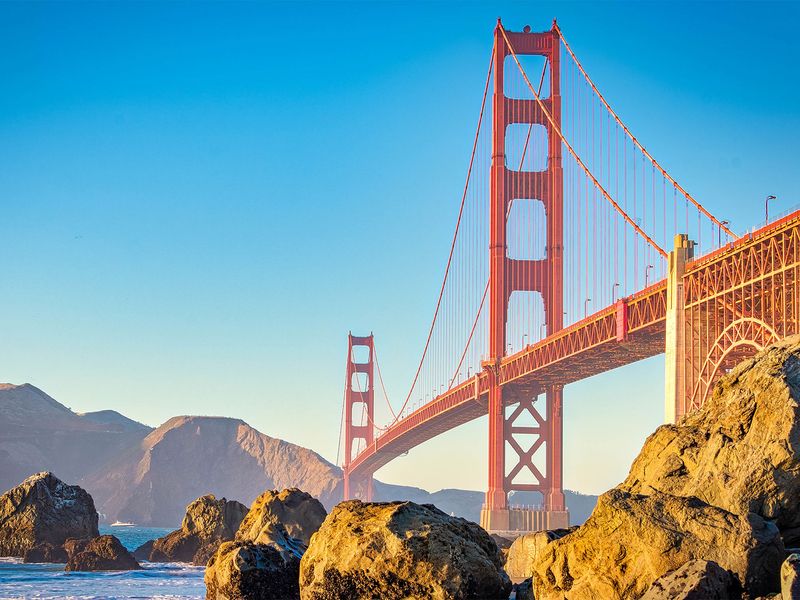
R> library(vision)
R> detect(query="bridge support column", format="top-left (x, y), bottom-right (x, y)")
top-left (342, 333), bottom-right (375, 502)
top-left (545, 385), bottom-right (565, 511)
top-left (483, 367), bottom-right (510, 532)
top-left (664, 234), bottom-right (694, 423)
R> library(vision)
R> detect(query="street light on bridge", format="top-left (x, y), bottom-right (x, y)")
top-left (766, 195), bottom-right (777, 223)
top-left (584, 297), bottom-right (592, 318)
top-left (764, 194), bottom-right (778, 224)
top-left (612, 282), bottom-right (621, 303)
top-left (719, 220), bottom-right (730, 247)
top-left (645, 264), bottom-right (654, 287)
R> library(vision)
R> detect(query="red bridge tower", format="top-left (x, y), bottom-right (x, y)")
top-left (480, 21), bottom-right (569, 533)
top-left (342, 333), bottom-right (375, 501)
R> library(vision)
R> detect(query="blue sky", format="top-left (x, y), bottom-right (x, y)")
top-left (1, 1), bottom-right (798, 495)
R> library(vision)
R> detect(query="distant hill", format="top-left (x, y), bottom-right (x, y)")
top-left (0, 383), bottom-right (598, 527)
top-left (76, 409), bottom-right (150, 433)
top-left (0, 384), bottom-right (152, 493)
top-left (80, 415), bottom-right (343, 525)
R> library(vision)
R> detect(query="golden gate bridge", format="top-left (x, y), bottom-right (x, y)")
top-left (337, 19), bottom-right (798, 535)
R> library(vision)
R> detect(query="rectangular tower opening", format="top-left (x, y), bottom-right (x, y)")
top-left (504, 54), bottom-right (551, 100)
top-left (505, 123), bottom-right (548, 172)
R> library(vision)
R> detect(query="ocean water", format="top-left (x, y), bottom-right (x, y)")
top-left (0, 526), bottom-right (206, 600)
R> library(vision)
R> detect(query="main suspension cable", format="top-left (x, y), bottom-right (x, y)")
top-left (447, 56), bottom-right (549, 390)
top-left (372, 343), bottom-right (397, 420)
top-left (554, 23), bottom-right (736, 239)
top-left (387, 41), bottom-right (496, 423)
top-left (500, 25), bottom-right (668, 258)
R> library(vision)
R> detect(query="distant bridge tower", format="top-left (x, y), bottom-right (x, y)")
top-left (481, 20), bottom-right (569, 534)
top-left (342, 333), bottom-right (375, 501)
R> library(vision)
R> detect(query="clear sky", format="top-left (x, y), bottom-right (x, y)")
top-left (1, 1), bottom-right (798, 496)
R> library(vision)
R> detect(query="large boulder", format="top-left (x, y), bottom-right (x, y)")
top-left (299, 500), bottom-right (511, 600)
top-left (0, 472), bottom-right (98, 557)
top-left (205, 522), bottom-right (305, 600)
top-left (639, 560), bottom-right (739, 599)
top-left (531, 489), bottom-right (783, 599)
top-left (64, 534), bottom-right (141, 571)
top-left (237, 488), bottom-right (327, 546)
top-left (504, 528), bottom-right (574, 580)
top-left (621, 337), bottom-right (800, 545)
top-left (146, 494), bottom-right (248, 565)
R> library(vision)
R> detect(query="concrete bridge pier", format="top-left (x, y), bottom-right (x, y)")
top-left (664, 234), bottom-right (694, 424)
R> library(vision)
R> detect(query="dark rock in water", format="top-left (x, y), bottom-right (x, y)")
top-left (0, 472), bottom-right (99, 557)
top-left (640, 560), bottom-right (739, 599)
top-left (132, 539), bottom-right (153, 562)
top-left (621, 336), bottom-right (800, 548)
top-left (236, 488), bottom-right (326, 546)
top-left (64, 535), bottom-right (141, 571)
top-left (299, 500), bottom-right (511, 600)
top-left (148, 494), bottom-right (248, 565)
top-left (782, 553), bottom-right (800, 600)
top-left (205, 523), bottom-right (304, 600)
top-left (23, 542), bottom-right (68, 563)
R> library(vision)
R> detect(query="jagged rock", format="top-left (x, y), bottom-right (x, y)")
top-left (64, 534), bottom-right (141, 571)
top-left (531, 489), bottom-right (783, 599)
top-left (639, 560), bottom-right (739, 599)
top-left (0, 472), bottom-right (98, 557)
top-left (205, 523), bottom-right (304, 600)
top-left (514, 579), bottom-right (534, 600)
top-left (505, 528), bottom-right (575, 580)
top-left (147, 494), bottom-right (248, 565)
top-left (621, 337), bottom-right (800, 546)
top-left (782, 553), bottom-right (800, 599)
top-left (299, 500), bottom-right (511, 600)
top-left (237, 488), bottom-right (326, 547)
top-left (23, 542), bottom-right (68, 563)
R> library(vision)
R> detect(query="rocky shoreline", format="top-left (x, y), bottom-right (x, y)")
top-left (4, 336), bottom-right (800, 598)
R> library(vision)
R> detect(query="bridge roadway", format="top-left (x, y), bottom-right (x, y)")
top-left (347, 211), bottom-right (800, 479)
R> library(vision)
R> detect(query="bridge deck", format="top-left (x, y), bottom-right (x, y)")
top-left (348, 211), bottom-right (800, 479)
top-left (348, 283), bottom-right (667, 476)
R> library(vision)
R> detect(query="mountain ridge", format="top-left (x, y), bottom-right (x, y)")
top-left (0, 383), bottom-right (598, 526)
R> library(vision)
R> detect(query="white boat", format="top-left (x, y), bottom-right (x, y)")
top-left (109, 521), bottom-right (135, 527)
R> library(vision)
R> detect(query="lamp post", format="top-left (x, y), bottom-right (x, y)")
top-left (584, 297), bottom-right (592, 318)
top-left (612, 282), bottom-right (620, 303)
top-left (766, 195), bottom-right (777, 223)
top-left (719, 220), bottom-right (730, 247)
top-left (645, 264), bottom-right (654, 287)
